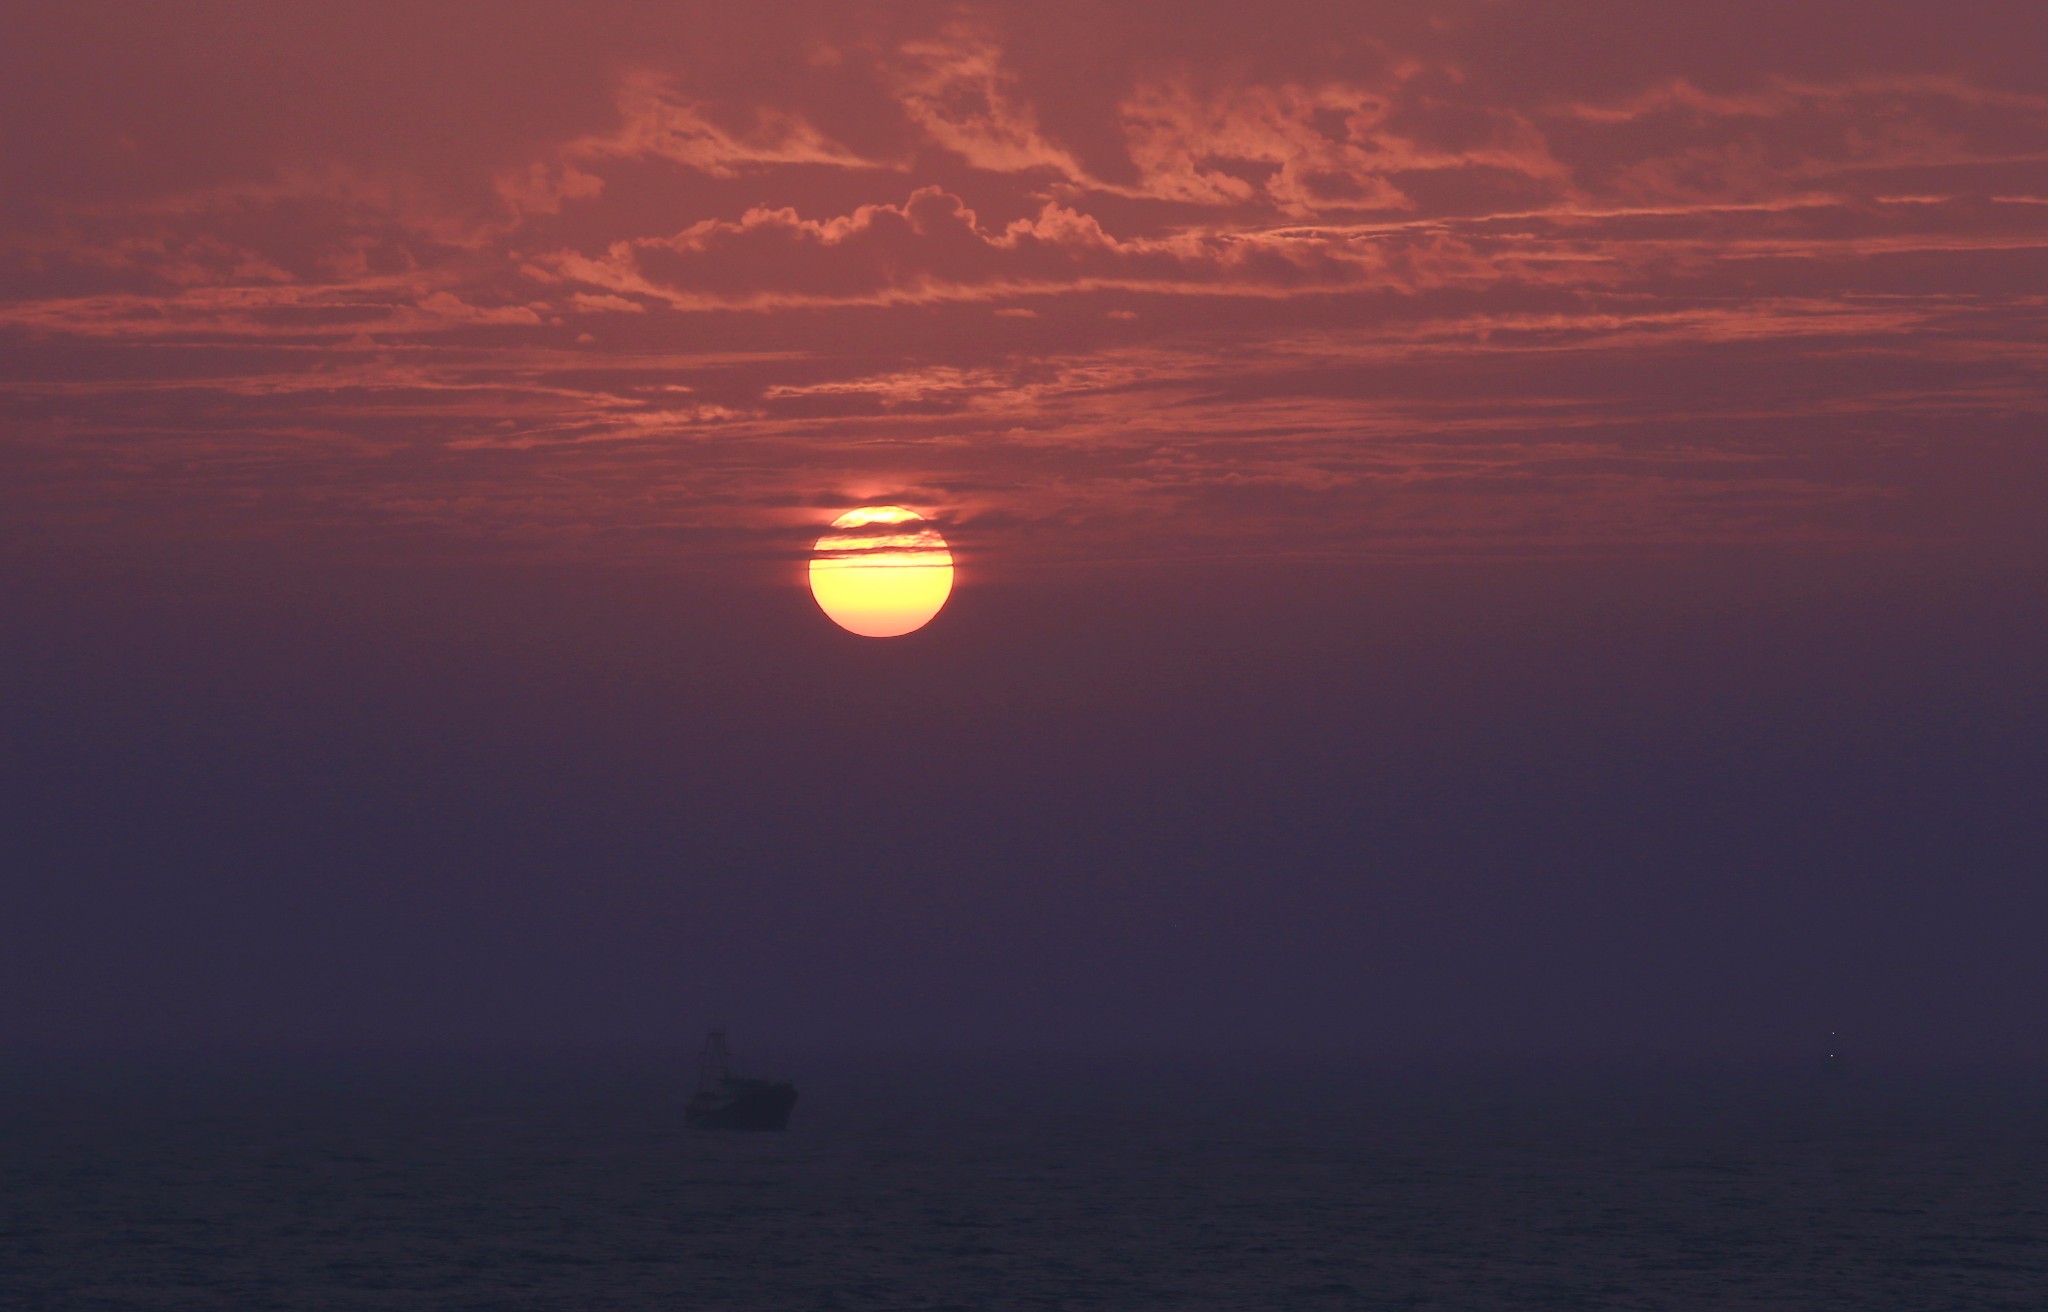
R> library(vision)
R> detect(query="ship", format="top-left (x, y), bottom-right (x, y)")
top-left (685, 1031), bottom-right (798, 1130)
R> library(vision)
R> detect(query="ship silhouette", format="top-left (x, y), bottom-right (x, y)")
top-left (685, 1031), bottom-right (798, 1130)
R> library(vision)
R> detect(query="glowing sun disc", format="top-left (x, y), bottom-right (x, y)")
top-left (809, 506), bottom-right (954, 637)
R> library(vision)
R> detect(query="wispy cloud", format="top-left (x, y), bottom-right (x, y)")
top-left (2, 1), bottom-right (2044, 571)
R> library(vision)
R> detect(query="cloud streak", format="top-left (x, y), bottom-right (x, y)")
top-left (2, 1), bottom-right (2044, 574)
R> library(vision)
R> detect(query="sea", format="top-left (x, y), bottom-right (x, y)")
top-left (3, 1054), bottom-right (2045, 1310)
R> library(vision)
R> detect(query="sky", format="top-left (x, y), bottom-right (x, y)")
top-left (2, 0), bottom-right (2045, 1063)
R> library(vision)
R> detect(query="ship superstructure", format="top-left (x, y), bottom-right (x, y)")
top-left (685, 1031), bottom-right (798, 1130)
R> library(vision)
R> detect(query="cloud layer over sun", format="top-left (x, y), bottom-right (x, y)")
top-left (4, 0), bottom-right (2045, 572)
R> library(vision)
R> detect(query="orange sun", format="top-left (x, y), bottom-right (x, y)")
top-left (808, 506), bottom-right (954, 637)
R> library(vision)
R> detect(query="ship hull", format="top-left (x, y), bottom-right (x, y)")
top-left (686, 1083), bottom-right (798, 1131)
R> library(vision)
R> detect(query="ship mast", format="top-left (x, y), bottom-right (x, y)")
top-left (699, 1030), bottom-right (733, 1089)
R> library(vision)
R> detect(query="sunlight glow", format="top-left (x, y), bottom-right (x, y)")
top-left (808, 506), bottom-right (954, 637)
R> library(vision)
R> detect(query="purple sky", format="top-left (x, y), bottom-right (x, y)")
top-left (2, 0), bottom-right (2044, 1060)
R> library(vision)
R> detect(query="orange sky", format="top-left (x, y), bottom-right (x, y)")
top-left (3, 0), bottom-right (2044, 580)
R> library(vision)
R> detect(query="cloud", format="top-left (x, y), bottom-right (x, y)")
top-left (1546, 75), bottom-right (2048, 207)
top-left (3, 1), bottom-right (2046, 573)
top-left (1114, 75), bottom-right (1566, 216)
top-left (557, 70), bottom-right (904, 183)
top-left (413, 291), bottom-right (544, 326)
top-left (887, 24), bottom-right (1092, 179)
top-left (532, 185), bottom-right (1518, 309)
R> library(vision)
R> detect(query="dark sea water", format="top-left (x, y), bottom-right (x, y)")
top-left (3, 1056), bottom-right (2045, 1310)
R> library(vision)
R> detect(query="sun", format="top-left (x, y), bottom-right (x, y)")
top-left (808, 506), bottom-right (954, 637)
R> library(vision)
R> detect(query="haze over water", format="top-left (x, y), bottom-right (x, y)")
top-left (5, 1053), bottom-right (2046, 1310)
